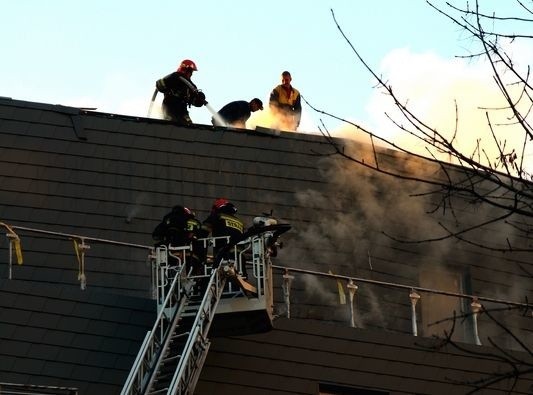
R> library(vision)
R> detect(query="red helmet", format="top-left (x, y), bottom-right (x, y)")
top-left (177, 59), bottom-right (198, 73)
top-left (212, 198), bottom-right (236, 214)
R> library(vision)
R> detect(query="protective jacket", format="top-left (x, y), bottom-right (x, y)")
top-left (156, 72), bottom-right (200, 125)
top-left (153, 207), bottom-right (200, 244)
top-left (152, 206), bottom-right (207, 265)
top-left (203, 211), bottom-right (244, 261)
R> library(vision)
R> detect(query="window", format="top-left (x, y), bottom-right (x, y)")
top-left (419, 265), bottom-right (473, 343)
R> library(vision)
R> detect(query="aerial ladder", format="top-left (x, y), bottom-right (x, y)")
top-left (121, 221), bottom-right (290, 395)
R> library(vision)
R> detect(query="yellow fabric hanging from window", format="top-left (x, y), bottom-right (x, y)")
top-left (329, 270), bottom-right (346, 305)
top-left (0, 222), bottom-right (23, 265)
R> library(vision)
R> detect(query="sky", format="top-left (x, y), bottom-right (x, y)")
top-left (1, 0), bottom-right (531, 165)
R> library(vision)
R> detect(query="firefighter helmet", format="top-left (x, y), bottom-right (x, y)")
top-left (177, 59), bottom-right (198, 73)
top-left (171, 205), bottom-right (195, 218)
top-left (183, 206), bottom-right (195, 218)
top-left (212, 198), bottom-right (237, 214)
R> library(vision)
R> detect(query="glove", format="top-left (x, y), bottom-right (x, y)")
top-left (192, 91), bottom-right (207, 107)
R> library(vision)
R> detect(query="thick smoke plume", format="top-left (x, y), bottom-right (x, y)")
top-left (279, 139), bottom-right (531, 345)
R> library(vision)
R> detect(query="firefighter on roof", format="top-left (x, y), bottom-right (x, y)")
top-left (155, 59), bottom-right (207, 125)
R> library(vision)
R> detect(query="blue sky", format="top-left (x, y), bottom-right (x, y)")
top-left (1, 0), bottom-right (530, 146)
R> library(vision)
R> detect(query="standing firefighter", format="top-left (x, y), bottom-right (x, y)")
top-left (155, 59), bottom-right (207, 125)
top-left (269, 70), bottom-right (302, 131)
top-left (202, 198), bottom-right (247, 277)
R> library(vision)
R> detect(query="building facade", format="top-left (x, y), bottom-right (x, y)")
top-left (0, 97), bottom-right (532, 394)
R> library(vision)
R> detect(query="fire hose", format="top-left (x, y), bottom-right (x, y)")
top-left (147, 77), bottom-right (221, 124)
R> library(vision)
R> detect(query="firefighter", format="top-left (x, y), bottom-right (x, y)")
top-left (211, 98), bottom-right (263, 128)
top-left (155, 59), bottom-right (207, 125)
top-left (269, 70), bottom-right (302, 131)
top-left (202, 198), bottom-right (247, 277)
top-left (152, 205), bottom-right (206, 275)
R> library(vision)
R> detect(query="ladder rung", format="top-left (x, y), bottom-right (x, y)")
top-left (162, 354), bottom-right (182, 363)
top-left (171, 331), bottom-right (190, 340)
top-left (142, 269), bottom-right (223, 395)
top-left (148, 387), bottom-right (169, 395)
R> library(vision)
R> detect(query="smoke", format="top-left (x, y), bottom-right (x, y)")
top-left (280, 48), bottom-right (531, 334)
top-left (285, 45), bottom-right (533, 177)
top-left (248, 107), bottom-right (301, 133)
top-left (366, 47), bottom-right (533, 173)
top-left (280, 132), bottom-right (531, 334)
top-left (125, 192), bottom-right (147, 224)
top-left (299, 273), bottom-right (336, 305)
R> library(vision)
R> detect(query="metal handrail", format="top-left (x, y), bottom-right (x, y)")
top-left (272, 265), bottom-right (531, 309)
top-left (9, 225), bottom-right (154, 250)
top-left (272, 264), bottom-right (532, 343)
top-left (2, 224), bottom-right (155, 286)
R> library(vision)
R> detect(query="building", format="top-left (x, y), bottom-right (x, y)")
top-left (0, 97), bottom-right (532, 394)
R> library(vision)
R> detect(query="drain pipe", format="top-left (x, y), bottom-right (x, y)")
top-left (282, 269), bottom-right (294, 318)
top-left (409, 289), bottom-right (421, 336)
top-left (471, 297), bottom-right (483, 345)
top-left (347, 279), bottom-right (358, 328)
